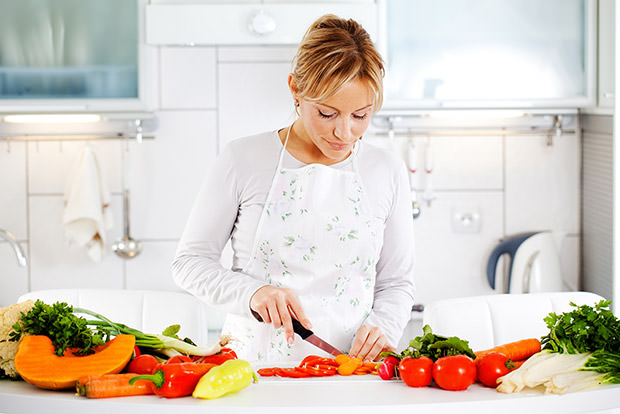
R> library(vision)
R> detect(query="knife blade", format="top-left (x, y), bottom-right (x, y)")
top-left (291, 318), bottom-right (344, 357)
top-left (252, 310), bottom-right (344, 357)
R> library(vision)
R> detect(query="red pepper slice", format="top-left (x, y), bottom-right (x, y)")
top-left (300, 355), bottom-right (323, 365)
top-left (257, 368), bottom-right (276, 377)
top-left (274, 368), bottom-right (310, 378)
top-left (299, 366), bottom-right (336, 377)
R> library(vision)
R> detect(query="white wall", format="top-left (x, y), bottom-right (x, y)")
top-left (0, 45), bottom-right (581, 326)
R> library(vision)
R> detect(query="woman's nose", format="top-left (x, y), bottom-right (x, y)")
top-left (334, 118), bottom-right (355, 142)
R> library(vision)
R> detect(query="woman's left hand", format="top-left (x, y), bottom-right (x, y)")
top-left (348, 324), bottom-right (394, 361)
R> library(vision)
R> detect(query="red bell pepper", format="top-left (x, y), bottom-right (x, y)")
top-left (129, 362), bottom-right (216, 398)
top-left (194, 347), bottom-right (238, 365)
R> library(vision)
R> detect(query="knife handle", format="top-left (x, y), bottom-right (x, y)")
top-left (291, 317), bottom-right (313, 339)
top-left (252, 311), bottom-right (314, 340)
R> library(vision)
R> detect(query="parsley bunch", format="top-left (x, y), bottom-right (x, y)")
top-left (541, 300), bottom-right (620, 354)
top-left (396, 324), bottom-right (476, 361)
top-left (9, 300), bottom-right (107, 356)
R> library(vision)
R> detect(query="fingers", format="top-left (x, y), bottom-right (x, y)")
top-left (249, 285), bottom-right (309, 344)
top-left (349, 324), bottom-right (391, 361)
top-left (286, 294), bottom-right (312, 330)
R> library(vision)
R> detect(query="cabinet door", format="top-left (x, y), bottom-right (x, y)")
top-left (0, 0), bottom-right (140, 104)
top-left (381, 0), bottom-right (595, 109)
top-left (597, 0), bottom-right (615, 108)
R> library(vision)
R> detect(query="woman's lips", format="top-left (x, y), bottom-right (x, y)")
top-left (327, 141), bottom-right (350, 151)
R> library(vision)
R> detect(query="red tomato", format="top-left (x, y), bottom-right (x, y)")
top-left (165, 355), bottom-right (193, 364)
top-left (476, 352), bottom-right (513, 387)
top-left (398, 356), bottom-right (433, 387)
top-left (126, 354), bottom-right (159, 375)
top-left (432, 355), bottom-right (476, 391)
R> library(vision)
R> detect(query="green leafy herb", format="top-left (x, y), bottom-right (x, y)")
top-left (394, 324), bottom-right (476, 361)
top-left (9, 300), bottom-right (107, 356)
top-left (161, 324), bottom-right (196, 345)
top-left (161, 324), bottom-right (181, 338)
top-left (541, 300), bottom-right (620, 354)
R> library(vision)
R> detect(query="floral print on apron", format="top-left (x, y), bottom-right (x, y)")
top-left (221, 128), bottom-right (384, 362)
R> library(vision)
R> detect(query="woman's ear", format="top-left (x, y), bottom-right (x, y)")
top-left (288, 73), bottom-right (298, 101)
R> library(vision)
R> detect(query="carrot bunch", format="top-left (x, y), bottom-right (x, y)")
top-left (256, 354), bottom-right (378, 378)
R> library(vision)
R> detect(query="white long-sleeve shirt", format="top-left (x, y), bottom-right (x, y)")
top-left (172, 130), bottom-right (415, 347)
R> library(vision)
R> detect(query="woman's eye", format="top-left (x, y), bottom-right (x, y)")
top-left (318, 110), bottom-right (336, 119)
top-left (353, 113), bottom-right (368, 120)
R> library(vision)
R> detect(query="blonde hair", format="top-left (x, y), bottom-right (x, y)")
top-left (291, 14), bottom-right (384, 111)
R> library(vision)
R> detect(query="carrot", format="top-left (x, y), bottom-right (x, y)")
top-left (334, 354), bottom-right (351, 365)
top-left (76, 373), bottom-right (154, 398)
top-left (474, 338), bottom-right (541, 362)
top-left (337, 357), bottom-right (363, 376)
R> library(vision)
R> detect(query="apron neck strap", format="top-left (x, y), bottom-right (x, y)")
top-left (277, 126), bottom-right (292, 169)
top-left (278, 125), bottom-right (361, 171)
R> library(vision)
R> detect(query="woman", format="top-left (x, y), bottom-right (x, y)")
top-left (172, 14), bottom-right (415, 362)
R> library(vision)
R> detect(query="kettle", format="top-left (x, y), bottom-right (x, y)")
top-left (486, 231), bottom-right (566, 294)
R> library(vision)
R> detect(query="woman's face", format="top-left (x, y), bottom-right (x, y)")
top-left (297, 78), bottom-right (374, 163)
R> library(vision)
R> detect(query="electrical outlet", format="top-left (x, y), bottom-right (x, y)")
top-left (451, 208), bottom-right (481, 233)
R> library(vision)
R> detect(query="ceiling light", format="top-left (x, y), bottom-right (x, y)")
top-left (3, 114), bottom-right (102, 124)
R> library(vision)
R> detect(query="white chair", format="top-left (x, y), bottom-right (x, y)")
top-left (17, 289), bottom-right (214, 346)
top-left (422, 291), bottom-right (606, 352)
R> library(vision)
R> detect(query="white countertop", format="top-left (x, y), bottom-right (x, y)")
top-left (2, 374), bottom-right (620, 414)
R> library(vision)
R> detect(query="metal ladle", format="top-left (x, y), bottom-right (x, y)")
top-left (112, 188), bottom-right (142, 259)
top-left (112, 145), bottom-right (142, 259)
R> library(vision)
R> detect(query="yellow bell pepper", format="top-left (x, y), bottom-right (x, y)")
top-left (192, 359), bottom-right (257, 399)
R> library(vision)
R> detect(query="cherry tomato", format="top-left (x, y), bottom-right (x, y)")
top-left (126, 354), bottom-right (159, 375)
top-left (432, 355), bottom-right (476, 391)
top-left (398, 356), bottom-right (433, 387)
top-left (165, 355), bottom-right (193, 364)
top-left (476, 352), bottom-right (514, 387)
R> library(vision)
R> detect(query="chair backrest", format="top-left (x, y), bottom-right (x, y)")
top-left (422, 291), bottom-right (606, 352)
top-left (17, 289), bottom-right (213, 346)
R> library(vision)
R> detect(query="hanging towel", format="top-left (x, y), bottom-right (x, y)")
top-left (63, 145), bottom-right (114, 262)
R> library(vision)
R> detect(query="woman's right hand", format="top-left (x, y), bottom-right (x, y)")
top-left (250, 285), bottom-right (312, 345)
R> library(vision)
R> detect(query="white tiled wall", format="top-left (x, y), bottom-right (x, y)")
top-left (0, 45), bottom-right (581, 343)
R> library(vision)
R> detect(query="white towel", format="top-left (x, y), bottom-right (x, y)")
top-left (62, 145), bottom-right (114, 262)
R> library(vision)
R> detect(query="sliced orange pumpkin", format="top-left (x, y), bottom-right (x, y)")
top-left (15, 334), bottom-right (135, 390)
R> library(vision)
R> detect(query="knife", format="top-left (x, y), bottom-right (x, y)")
top-left (252, 311), bottom-right (344, 357)
top-left (290, 317), bottom-right (344, 357)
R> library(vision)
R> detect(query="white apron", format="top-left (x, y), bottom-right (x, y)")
top-left (221, 129), bottom-right (385, 362)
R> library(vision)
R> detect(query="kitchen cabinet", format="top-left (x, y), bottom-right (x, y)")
top-left (0, 0), bottom-right (155, 112)
top-left (380, 0), bottom-right (596, 109)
